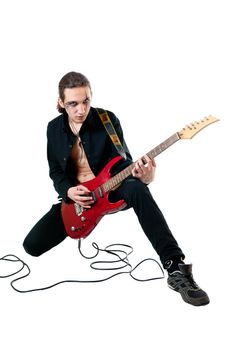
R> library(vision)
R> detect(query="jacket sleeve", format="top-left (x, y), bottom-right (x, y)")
top-left (47, 126), bottom-right (73, 202)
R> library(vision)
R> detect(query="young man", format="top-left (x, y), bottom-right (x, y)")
top-left (23, 71), bottom-right (209, 306)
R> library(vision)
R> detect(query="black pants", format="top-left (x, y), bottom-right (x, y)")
top-left (23, 179), bottom-right (184, 266)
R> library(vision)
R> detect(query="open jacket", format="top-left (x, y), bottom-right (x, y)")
top-left (47, 107), bottom-right (133, 202)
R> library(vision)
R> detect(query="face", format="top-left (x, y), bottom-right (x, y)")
top-left (59, 86), bottom-right (92, 124)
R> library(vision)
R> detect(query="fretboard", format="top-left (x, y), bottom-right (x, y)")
top-left (103, 132), bottom-right (180, 192)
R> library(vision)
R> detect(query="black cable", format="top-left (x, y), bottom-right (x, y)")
top-left (0, 240), bottom-right (164, 293)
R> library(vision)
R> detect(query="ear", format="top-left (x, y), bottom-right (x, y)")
top-left (58, 98), bottom-right (65, 109)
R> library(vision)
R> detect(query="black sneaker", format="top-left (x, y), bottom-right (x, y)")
top-left (167, 263), bottom-right (210, 306)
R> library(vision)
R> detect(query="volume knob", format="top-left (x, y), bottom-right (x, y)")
top-left (81, 216), bottom-right (86, 222)
top-left (70, 226), bottom-right (82, 231)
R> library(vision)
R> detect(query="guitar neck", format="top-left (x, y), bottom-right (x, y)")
top-left (104, 132), bottom-right (180, 192)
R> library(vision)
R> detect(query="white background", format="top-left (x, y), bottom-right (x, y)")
top-left (0, 0), bottom-right (232, 349)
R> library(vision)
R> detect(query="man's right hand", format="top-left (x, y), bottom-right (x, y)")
top-left (67, 185), bottom-right (94, 208)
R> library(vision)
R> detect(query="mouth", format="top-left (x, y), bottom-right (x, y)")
top-left (75, 115), bottom-right (86, 119)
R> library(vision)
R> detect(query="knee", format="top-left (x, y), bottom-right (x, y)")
top-left (124, 178), bottom-right (148, 195)
top-left (121, 178), bottom-right (150, 204)
top-left (23, 237), bottom-right (43, 257)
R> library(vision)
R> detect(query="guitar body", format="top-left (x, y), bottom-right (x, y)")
top-left (61, 156), bottom-right (127, 239)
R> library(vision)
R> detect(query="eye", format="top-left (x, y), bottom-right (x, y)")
top-left (66, 101), bottom-right (78, 108)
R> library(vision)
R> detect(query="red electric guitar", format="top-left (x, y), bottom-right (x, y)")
top-left (61, 115), bottom-right (219, 239)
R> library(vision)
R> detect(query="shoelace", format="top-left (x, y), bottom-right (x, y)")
top-left (171, 271), bottom-right (200, 290)
top-left (183, 273), bottom-right (200, 289)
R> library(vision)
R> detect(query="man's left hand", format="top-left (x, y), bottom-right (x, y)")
top-left (132, 155), bottom-right (156, 184)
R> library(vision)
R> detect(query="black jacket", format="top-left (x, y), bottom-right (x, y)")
top-left (47, 107), bottom-right (133, 201)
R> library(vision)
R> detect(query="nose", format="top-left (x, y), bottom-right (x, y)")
top-left (77, 103), bottom-right (85, 115)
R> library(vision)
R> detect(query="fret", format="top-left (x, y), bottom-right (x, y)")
top-left (147, 133), bottom-right (180, 159)
top-left (113, 177), bottom-right (117, 187)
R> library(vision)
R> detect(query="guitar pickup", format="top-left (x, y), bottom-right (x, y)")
top-left (97, 186), bottom-right (104, 198)
top-left (91, 191), bottom-right (97, 202)
top-left (74, 203), bottom-right (84, 216)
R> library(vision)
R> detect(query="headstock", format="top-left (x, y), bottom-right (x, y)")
top-left (178, 115), bottom-right (219, 139)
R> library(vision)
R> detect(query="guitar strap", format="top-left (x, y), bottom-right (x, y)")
top-left (96, 108), bottom-right (127, 160)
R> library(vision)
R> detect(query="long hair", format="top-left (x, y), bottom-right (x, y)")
top-left (57, 71), bottom-right (91, 113)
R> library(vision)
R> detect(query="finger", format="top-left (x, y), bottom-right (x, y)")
top-left (137, 159), bottom-right (147, 174)
top-left (138, 159), bottom-right (144, 167)
top-left (81, 196), bottom-right (94, 202)
top-left (77, 202), bottom-right (92, 209)
top-left (146, 161), bottom-right (153, 171)
top-left (77, 189), bottom-right (90, 197)
top-left (77, 194), bottom-right (94, 202)
top-left (134, 162), bottom-right (142, 174)
top-left (79, 200), bottom-right (94, 208)
top-left (132, 167), bottom-right (140, 177)
top-left (143, 156), bottom-right (156, 171)
top-left (147, 157), bottom-right (156, 168)
top-left (151, 159), bottom-right (156, 167)
top-left (77, 184), bottom-right (90, 193)
top-left (142, 155), bottom-right (154, 166)
top-left (143, 155), bottom-right (151, 162)
top-left (133, 158), bottom-right (150, 177)
top-left (76, 196), bottom-right (95, 208)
